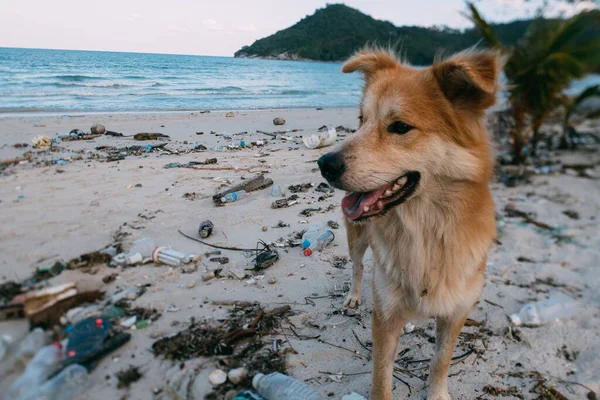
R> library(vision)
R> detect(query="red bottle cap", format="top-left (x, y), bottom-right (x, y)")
top-left (303, 248), bottom-right (312, 256)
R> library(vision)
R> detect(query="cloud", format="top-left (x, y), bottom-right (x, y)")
top-left (167, 24), bottom-right (190, 33)
top-left (202, 19), bottom-right (224, 31)
top-left (553, 0), bottom-right (596, 15)
top-left (233, 24), bottom-right (258, 32)
top-left (127, 13), bottom-right (144, 22)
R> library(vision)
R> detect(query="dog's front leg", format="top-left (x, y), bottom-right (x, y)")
top-left (370, 307), bottom-right (407, 400)
top-left (427, 312), bottom-right (469, 400)
top-left (344, 218), bottom-right (368, 308)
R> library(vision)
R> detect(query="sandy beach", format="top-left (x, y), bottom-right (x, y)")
top-left (1, 108), bottom-right (599, 400)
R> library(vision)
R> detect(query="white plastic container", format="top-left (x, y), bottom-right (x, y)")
top-left (22, 364), bottom-right (89, 400)
top-left (302, 127), bottom-right (337, 149)
top-left (510, 294), bottom-right (580, 326)
top-left (253, 372), bottom-right (323, 400)
top-left (6, 343), bottom-right (63, 399)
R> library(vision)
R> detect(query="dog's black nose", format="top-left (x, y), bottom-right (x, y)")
top-left (318, 152), bottom-right (345, 183)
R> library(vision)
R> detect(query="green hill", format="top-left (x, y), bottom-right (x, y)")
top-left (234, 3), bottom-right (532, 64)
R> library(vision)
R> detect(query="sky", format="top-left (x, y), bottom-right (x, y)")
top-left (0, 0), bottom-right (596, 57)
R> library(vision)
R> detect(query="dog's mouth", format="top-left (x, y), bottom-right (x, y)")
top-left (341, 171), bottom-right (420, 221)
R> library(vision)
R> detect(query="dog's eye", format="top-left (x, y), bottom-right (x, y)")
top-left (387, 121), bottom-right (413, 135)
top-left (358, 115), bottom-right (364, 124)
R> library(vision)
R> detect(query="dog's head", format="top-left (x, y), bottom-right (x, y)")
top-left (318, 48), bottom-right (500, 222)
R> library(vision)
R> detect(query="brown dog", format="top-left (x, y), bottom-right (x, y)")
top-left (317, 48), bottom-right (499, 399)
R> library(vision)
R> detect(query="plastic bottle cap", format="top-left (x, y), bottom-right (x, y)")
top-left (302, 240), bottom-right (310, 249)
top-left (509, 313), bottom-right (521, 326)
top-left (52, 341), bottom-right (63, 350)
top-left (252, 373), bottom-right (265, 389)
top-left (303, 248), bottom-right (312, 256)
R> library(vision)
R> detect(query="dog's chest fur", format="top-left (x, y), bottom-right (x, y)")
top-left (367, 195), bottom-right (493, 319)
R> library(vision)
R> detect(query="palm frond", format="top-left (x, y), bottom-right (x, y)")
top-left (463, 2), bottom-right (502, 49)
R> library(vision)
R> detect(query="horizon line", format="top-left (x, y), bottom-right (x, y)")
top-left (0, 45), bottom-right (230, 58)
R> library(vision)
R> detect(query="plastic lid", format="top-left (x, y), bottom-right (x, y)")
top-left (509, 313), bottom-right (521, 326)
top-left (302, 240), bottom-right (310, 249)
top-left (252, 373), bottom-right (265, 389)
top-left (303, 248), bottom-right (313, 256)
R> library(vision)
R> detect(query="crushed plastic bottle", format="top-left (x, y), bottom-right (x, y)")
top-left (129, 237), bottom-right (156, 259)
top-left (7, 343), bottom-right (63, 399)
top-left (22, 364), bottom-right (89, 400)
top-left (271, 184), bottom-right (282, 197)
top-left (510, 293), bottom-right (580, 326)
top-left (301, 223), bottom-right (324, 249)
top-left (221, 190), bottom-right (248, 203)
top-left (253, 372), bottom-right (324, 400)
top-left (303, 230), bottom-right (334, 256)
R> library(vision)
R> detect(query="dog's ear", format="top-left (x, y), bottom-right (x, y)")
top-left (342, 48), bottom-right (399, 78)
top-left (432, 50), bottom-right (500, 110)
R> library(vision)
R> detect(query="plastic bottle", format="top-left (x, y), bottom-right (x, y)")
top-left (129, 237), bottom-right (156, 259)
top-left (303, 230), bottom-right (334, 256)
top-left (301, 223), bottom-right (324, 249)
top-left (221, 190), bottom-right (248, 203)
top-left (253, 372), bottom-right (323, 400)
top-left (271, 184), bottom-right (282, 197)
top-left (22, 364), bottom-right (89, 400)
top-left (14, 328), bottom-right (49, 369)
top-left (509, 294), bottom-right (580, 326)
top-left (7, 343), bottom-right (63, 399)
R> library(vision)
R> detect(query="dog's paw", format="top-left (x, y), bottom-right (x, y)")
top-left (344, 294), bottom-right (362, 308)
top-left (427, 391), bottom-right (451, 400)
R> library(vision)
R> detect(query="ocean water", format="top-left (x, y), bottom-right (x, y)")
top-left (0, 47), bottom-right (363, 112)
top-left (1, 47), bottom-right (598, 113)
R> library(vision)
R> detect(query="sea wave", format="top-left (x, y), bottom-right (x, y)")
top-left (54, 81), bottom-right (164, 88)
top-left (54, 74), bottom-right (108, 82)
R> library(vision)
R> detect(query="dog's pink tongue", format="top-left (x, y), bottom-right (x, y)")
top-left (342, 188), bottom-right (387, 220)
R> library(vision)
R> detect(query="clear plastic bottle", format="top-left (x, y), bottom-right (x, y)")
top-left (7, 343), bottom-right (63, 399)
top-left (22, 364), bottom-right (89, 400)
top-left (303, 230), bottom-right (334, 256)
top-left (301, 223), bottom-right (324, 249)
top-left (271, 184), bottom-right (282, 197)
top-left (510, 294), bottom-right (580, 326)
top-left (253, 372), bottom-right (323, 400)
top-left (14, 328), bottom-right (49, 369)
top-left (129, 237), bottom-right (156, 259)
top-left (221, 190), bottom-right (248, 203)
